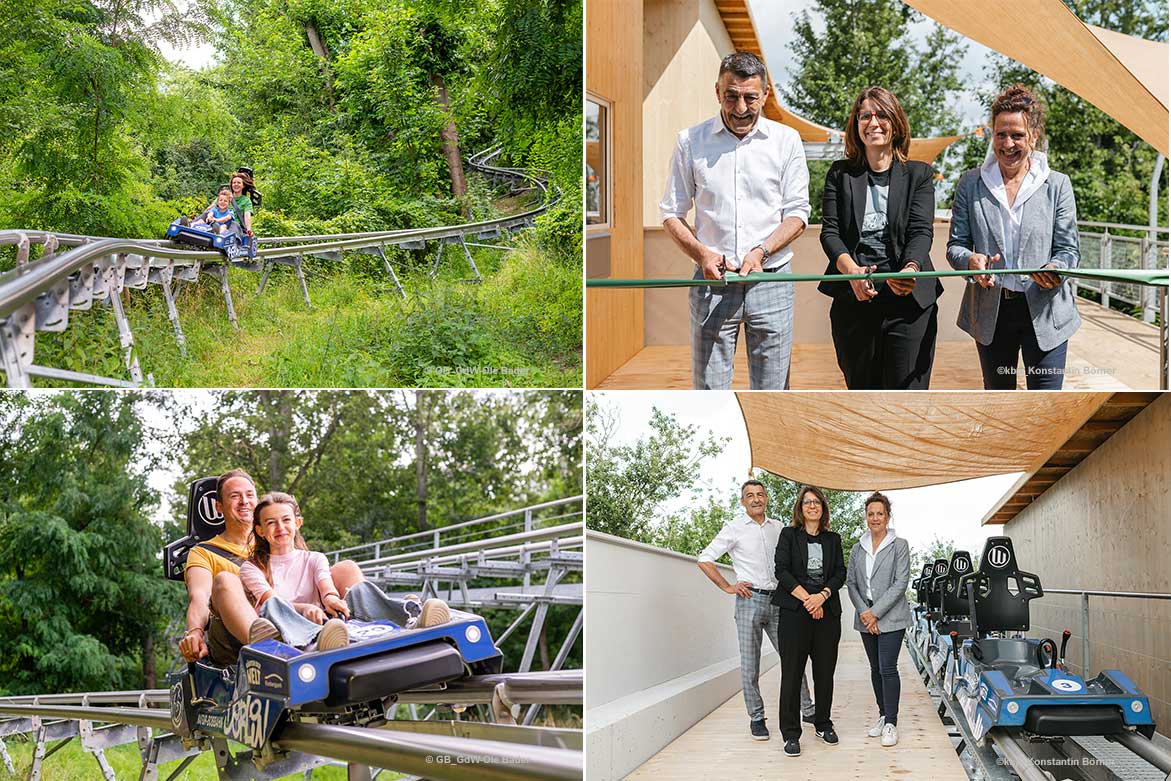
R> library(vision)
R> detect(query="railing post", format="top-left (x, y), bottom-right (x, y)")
top-left (1140, 236), bottom-right (1155, 324)
top-left (433, 530), bottom-right (440, 550)
top-left (524, 509), bottom-right (533, 589)
top-left (1081, 591), bottom-right (1091, 678)
top-left (374, 543), bottom-right (381, 561)
top-left (1100, 231), bottom-right (1112, 311)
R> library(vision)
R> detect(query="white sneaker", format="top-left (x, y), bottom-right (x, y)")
top-left (867, 715), bottom-right (886, 738)
top-left (881, 723), bottom-right (898, 747)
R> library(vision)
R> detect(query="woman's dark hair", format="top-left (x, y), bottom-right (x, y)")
top-left (864, 491), bottom-right (892, 517)
top-left (791, 485), bottom-right (831, 533)
top-left (844, 85), bottom-right (911, 165)
top-left (230, 169), bottom-right (262, 207)
top-left (990, 83), bottom-right (1045, 145)
top-left (250, 492), bottom-right (310, 587)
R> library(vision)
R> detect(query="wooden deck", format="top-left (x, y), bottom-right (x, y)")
top-left (625, 632), bottom-right (968, 780)
top-left (595, 300), bottom-right (1161, 390)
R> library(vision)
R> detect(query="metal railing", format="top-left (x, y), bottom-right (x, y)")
top-left (0, 147), bottom-right (560, 387)
top-left (327, 496), bottom-right (584, 564)
top-left (1075, 221), bottom-right (1169, 324)
top-left (1042, 588), bottom-right (1171, 681)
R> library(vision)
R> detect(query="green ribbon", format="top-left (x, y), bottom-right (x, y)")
top-left (586, 267), bottom-right (1170, 289)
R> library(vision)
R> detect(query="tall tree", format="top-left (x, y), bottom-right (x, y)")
top-left (0, 393), bottom-right (181, 694)
top-left (782, 0), bottom-right (966, 136)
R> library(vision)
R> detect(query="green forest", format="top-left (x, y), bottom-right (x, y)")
top-left (0, 0), bottom-right (583, 387)
top-left (0, 390), bottom-right (583, 705)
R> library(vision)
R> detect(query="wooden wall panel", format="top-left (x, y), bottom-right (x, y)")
top-left (586, 0), bottom-right (646, 387)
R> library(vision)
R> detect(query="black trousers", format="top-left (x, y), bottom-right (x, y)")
top-left (860, 628), bottom-right (905, 726)
top-left (975, 294), bottom-right (1068, 390)
top-left (830, 295), bottom-right (938, 389)
top-left (778, 607), bottom-right (841, 741)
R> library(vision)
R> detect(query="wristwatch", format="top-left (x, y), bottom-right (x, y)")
top-left (752, 244), bottom-right (771, 263)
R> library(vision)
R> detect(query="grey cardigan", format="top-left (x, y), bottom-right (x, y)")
top-left (946, 168), bottom-right (1081, 351)
top-left (846, 535), bottom-right (912, 633)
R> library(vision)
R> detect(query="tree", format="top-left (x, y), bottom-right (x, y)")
top-left (585, 401), bottom-right (728, 542)
top-left (910, 535), bottom-right (958, 582)
top-left (782, 0), bottom-right (966, 136)
top-left (779, 0), bottom-right (966, 220)
top-left (953, 0), bottom-right (1168, 224)
top-left (0, 393), bottom-right (182, 694)
top-left (173, 390), bottom-right (581, 551)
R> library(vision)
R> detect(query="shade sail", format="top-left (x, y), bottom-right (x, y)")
top-left (735, 392), bottom-right (1107, 491)
top-left (903, 0), bottom-right (1168, 155)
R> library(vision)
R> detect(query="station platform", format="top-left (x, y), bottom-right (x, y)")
top-left (625, 617), bottom-right (969, 780)
top-left (596, 299), bottom-right (1159, 390)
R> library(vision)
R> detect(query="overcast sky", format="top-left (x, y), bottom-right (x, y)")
top-left (589, 391), bottom-right (1017, 556)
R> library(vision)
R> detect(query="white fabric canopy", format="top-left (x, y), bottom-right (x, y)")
top-left (736, 392), bottom-right (1107, 491)
top-left (903, 0), bottom-right (1168, 154)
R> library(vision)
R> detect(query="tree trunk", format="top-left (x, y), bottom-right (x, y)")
top-left (261, 390), bottom-right (291, 489)
top-left (142, 632), bottom-right (156, 688)
top-left (304, 22), bottom-right (336, 111)
top-left (415, 391), bottom-right (428, 532)
top-left (429, 73), bottom-right (467, 201)
top-left (539, 624), bottom-right (550, 671)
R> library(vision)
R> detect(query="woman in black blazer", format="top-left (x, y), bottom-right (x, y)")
top-left (819, 86), bottom-right (942, 389)
top-left (772, 485), bottom-right (846, 757)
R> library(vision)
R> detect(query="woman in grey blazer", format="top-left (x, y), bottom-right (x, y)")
top-left (946, 84), bottom-right (1080, 389)
top-left (847, 492), bottom-right (911, 747)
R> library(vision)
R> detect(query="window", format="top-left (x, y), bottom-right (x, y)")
top-left (586, 94), bottom-right (611, 230)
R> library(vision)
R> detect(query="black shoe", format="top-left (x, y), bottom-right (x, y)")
top-left (802, 713), bottom-right (816, 725)
top-left (749, 719), bottom-right (769, 740)
top-left (784, 739), bottom-right (801, 757)
top-left (816, 727), bottom-right (839, 745)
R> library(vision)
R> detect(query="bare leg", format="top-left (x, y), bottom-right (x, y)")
top-left (331, 560), bottom-right (365, 598)
top-left (211, 572), bottom-right (260, 643)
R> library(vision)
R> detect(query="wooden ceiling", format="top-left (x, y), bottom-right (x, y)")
top-left (983, 392), bottom-right (1160, 525)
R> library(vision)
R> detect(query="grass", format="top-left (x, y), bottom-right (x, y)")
top-left (22, 232), bottom-right (582, 388)
top-left (0, 735), bottom-right (380, 780)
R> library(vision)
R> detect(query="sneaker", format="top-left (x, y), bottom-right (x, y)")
top-left (248, 618), bottom-right (281, 644)
top-left (868, 715), bottom-right (886, 738)
top-left (816, 727), bottom-right (839, 745)
top-left (783, 739), bottom-right (801, 757)
top-left (801, 713), bottom-right (816, 725)
top-left (881, 723), bottom-right (898, 747)
top-left (418, 598), bottom-right (451, 628)
top-left (749, 719), bottom-right (769, 740)
top-left (316, 618), bottom-right (349, 651)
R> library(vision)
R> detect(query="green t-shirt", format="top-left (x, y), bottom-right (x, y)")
top-left (231, 194), bottom-right (253, 214)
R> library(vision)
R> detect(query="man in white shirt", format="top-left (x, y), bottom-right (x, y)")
top-left (698, 480), bottom-right (814, 740)
top-left (660, 51), bottom-right (810, 390)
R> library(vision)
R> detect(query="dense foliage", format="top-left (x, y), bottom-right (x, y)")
top-left (0, 0), bottom-right (582, 384)
top-left (0, 390), bottom-right (582, 695)
top-left (585, 400), bottom-right (868, 565)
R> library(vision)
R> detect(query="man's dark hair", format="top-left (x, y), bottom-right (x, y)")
top-left (741, 479), bottom-right (766, 494)
top-left (718, 51), bottom-right (769, 85)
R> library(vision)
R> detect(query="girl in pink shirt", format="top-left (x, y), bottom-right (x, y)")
top-left (242, 492), bottom-right (449, 651)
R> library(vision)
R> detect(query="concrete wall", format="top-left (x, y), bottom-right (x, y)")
top-left (585, 531), bottom-right (779, 780)
top-left (1004, 393), bottom-right (1171, 730)
top-left (643, 223), bottom-right (972, 345)
top-left (642, 0), bottom-right (734, 228)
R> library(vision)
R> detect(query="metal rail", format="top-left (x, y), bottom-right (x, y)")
top-left (328, 496), bottom-right (583, 563)
top-left (1041, 589), bottom-right (1171, 685)
top-left (0, 147), bottom-right (560, 387)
